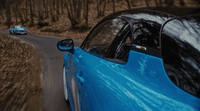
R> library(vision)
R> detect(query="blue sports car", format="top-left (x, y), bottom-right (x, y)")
top-left (10, 26), bottom-right (28, 35)
top-left (57, 9), bottom-right (200, 111)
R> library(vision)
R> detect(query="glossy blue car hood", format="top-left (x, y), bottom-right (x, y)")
top-left (70, 48), bottom-right (200, 111)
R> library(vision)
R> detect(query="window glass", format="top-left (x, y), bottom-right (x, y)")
top-left (82, 18), bottom-right (127, 59)
top-left (161, 19), bottom-right (200, 98)
top-left (132, 20), bottom-right (160, 49)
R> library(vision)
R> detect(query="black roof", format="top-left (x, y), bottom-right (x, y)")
top-left (100, 9), bottom-right (175, 26)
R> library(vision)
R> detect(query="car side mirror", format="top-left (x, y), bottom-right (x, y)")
top-left (57, 39), bottom-right (74, 51)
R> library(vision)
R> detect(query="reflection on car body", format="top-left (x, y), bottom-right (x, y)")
top-left (57, 9), bottom-right (200, 111)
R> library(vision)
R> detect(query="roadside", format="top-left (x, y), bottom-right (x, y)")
top-left (0, 34), bottom-right (43, 111)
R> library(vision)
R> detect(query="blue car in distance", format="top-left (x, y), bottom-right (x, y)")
top-left (10, 25), bottom-right (28, 35)
top-left (57, 9), bottom-right (200, 111)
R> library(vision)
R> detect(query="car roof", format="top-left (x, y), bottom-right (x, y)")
top-left (100, 9), bottom-right (175, 26)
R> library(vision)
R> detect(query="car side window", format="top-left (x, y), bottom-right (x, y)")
top-left (132, 21), bottom-right (160, 49)
top-left (161, 19), bottom-right (200, 98)
top-left (130, 20), bottom-right (161, 57)
top-left (81, 18), bottom-right (128, 60)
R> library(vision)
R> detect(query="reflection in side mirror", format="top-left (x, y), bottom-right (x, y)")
top-left (57, 39), bottom-right (74, 51)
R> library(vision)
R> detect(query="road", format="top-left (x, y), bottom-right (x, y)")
top-left (0, 31), bottom-right (82, 111)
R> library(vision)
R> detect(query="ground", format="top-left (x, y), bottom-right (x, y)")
top-left (0, 34), bottom-right (43, 111)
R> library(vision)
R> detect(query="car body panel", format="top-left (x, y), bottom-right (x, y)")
top-left (10, 26), bottom-right (28, 35)
top-left (65, 48), bottom-right (200, 111)
top-left (59, 9), bottom-right (200, 111)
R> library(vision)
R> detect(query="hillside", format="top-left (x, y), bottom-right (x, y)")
top-left (0, 34), bottom-right (43, 111)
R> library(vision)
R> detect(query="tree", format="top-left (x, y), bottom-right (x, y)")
top-left (125, 0), bottom-right (131, 9)
top-left (29, 0), bottom-right (34, 25)
top-left (6, 0), bottom-right (11, 27)
top-left (97, 0), bottom-right (106, 17)
top-left (112, 0), bottom-right (115, 13)
top-left (83, 0), bottom-right (89, 26)
top-left (180, 0), bottom-right (185, 6)
top-left (38, 0), bottom-right (43, 21)
top-left (155, 0), bottom-right (162, 7)
top-left (145, 0), bottom-right (150, 7)
top-left (165, 0), bottom-right (174, 6)
top-left (65, 0), bottom-right (83, 28)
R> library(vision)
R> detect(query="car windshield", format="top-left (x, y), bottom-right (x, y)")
top-left (15, 26), bottom-right (23, 28)
top-left (161, 18), bottom-right (200, 98)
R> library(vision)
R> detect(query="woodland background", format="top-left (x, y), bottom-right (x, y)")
top-left (0, 0), bottom-right (200, 41)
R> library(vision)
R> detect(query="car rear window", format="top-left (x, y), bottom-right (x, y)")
top-left (161, 19), bottom-right (200, 98)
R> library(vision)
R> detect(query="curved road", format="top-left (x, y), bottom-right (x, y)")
top-left (0, 31), bottom-right (82, 111)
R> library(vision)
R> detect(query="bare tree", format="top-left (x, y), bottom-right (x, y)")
top-left (97, 0), bottom-right (106, 17)
top-left (6, 0), bottom-right (11, 27)
top-left (125, 0), bottom-right (131, 9)
top-left (29, 0), bottom-right (34, 25)
top-left (61, 0), bottom-right (64, 14)
top-left (165, 0), bottom-right (174, 6)
top-left (180, 0), bottom-right (185, 6)
top-left (145, 0), bottom-right (150, 7)
top-left (18, 6), bottom-right (25, 25)
top-left (112, 0), bottom-right (115, 13)
top-left (38, 0), bottom-right (43, 21)
top-left (159, 0), bottom-right (162, 7)
top-left (14, 1), bottom-right (18, 24)
top-left (65, 0), bottom-right (83, 28)
top-left (25, 0), bottom-right (28, 22)
top-left (56, 0), bottom-right (60, 16)
top-left (83, 0), bottom-right (89, 26)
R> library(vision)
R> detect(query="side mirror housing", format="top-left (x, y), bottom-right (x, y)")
top-left (57, 39), bottom-right (74, 51)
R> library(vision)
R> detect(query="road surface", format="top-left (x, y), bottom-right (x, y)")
top-left (0, 31), bottom-right (82, 111)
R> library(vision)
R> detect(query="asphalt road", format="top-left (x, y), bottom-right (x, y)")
top-left (0, 31), bottom-right (82, 111)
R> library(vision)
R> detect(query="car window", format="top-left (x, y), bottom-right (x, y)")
top-left (132, 20), bottom-right (160, 49)
top-left (130, 20), bottom-right (161, 57)
top-left (81, 18), bottom-right (130, 63)
top-left (161, 19), bottom-right (200, 98)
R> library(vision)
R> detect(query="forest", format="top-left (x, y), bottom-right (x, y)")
top-left (0, 0), bottom-right (200, 40)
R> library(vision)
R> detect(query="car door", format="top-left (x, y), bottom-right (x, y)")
top-left (67, 18), bottom-right (130, 111)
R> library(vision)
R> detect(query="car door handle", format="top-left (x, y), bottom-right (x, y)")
top-left (77, 72), bottom-right (84, 85)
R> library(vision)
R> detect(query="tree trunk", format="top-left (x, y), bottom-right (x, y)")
top-left (102, 0), bottom-right (106, 16)
top-left (180, 0), bottom-right (185, 6)
top-left (14, 1), bottom-right (18, 24)
top-left (56, 0), bottom-right (59, 15)
top-left (155, 0), bottom-right (158, 6)
top-left (84, 0), bottom-right (89, 26)
top-left (25, 0), bottom-right (28, 21)
top-left (97, 0), bottom-right (106, 17)
top-left (61, 0), bottom-right (64, 14)
top-left (159, 0), bottom-right (162, 7)
top-left (6, 0), bottom-right (11, 27)
top-left (38, 0), bottom-right (43, 21)
top-left (112, 0), bottom-right (115, 13)
top-left (29, 0), bottom-right (34, 25)
top-left (125, 0), bottom-right (131, 9)
top-left (145, 0), bottom-right (149, 7)
top-left (65, 0), bottom-right (83, 28)
top-left (165, 0), bottom-right (174, 6)
top-left (97, 0), bottom-right (99, 17)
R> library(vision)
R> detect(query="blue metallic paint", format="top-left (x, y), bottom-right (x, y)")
top-left (58, 45), bottom-right (73, 51)
top-left (10, 27), bottom-right (28, 34)
top-left (64, 48), bottom-right (200, 111)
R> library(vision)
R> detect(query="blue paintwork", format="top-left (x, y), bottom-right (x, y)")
top-left (63, 48), bottom-right (200, 111)
top-left (58, 45), bottom-right (73, 51)
top-left (10, 26), bottom-right (28, 35)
